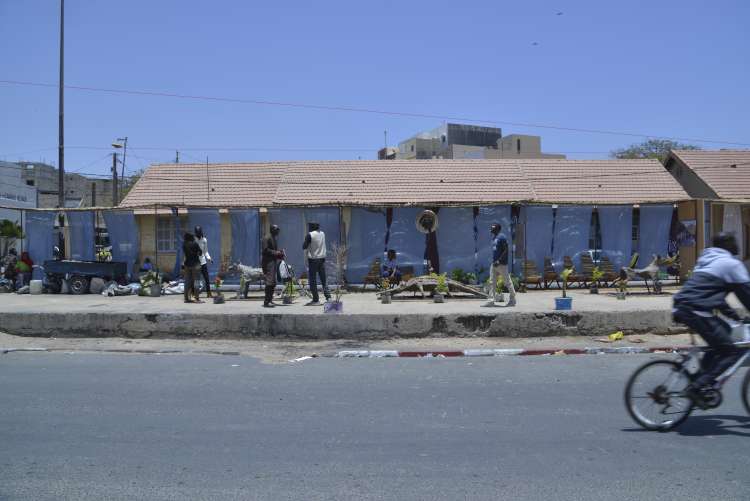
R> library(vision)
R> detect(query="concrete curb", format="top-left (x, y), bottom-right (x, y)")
top-left (0, 309), bottom-right (682, 340)
top-left (1, 347), bottom-right (240, 356)
top-left (331, 346), bottom-right (691, 358)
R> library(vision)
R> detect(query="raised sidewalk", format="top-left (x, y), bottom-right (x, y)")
top-left (0, 289), bottom-right (686, 339)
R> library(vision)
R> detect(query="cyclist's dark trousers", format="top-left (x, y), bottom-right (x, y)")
top-left (673, 308), bottom-right (744, 387)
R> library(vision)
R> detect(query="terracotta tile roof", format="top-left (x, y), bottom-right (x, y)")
top-left (119, 163), bottom-right (285, 208)
top-left (670, 150), bottom-right (750, 200)
top-left (120, 159), bottom-right (689, 208)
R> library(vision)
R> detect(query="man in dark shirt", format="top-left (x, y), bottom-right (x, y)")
top-left (262, 224), bottom-right (285, 307)
top-left (182, 233), bottom-right (203, 303)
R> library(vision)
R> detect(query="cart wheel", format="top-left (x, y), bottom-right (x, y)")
top-left (69, 275), bottom-right (90, 295)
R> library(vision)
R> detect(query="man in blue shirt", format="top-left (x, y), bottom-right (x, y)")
top-left (483, 223), bottom-right (516, 307)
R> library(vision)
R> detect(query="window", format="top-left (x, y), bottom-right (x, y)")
top-left (157, 216), bottom-right (177, 252)
top-left (26, 180), bottom-right (34, 186)
top-left (410, 144), bottom-right (415, 152)
top-left (516, 139), bottom-right (521, 154)
top-left (441, 134), bottom-right (446, 143)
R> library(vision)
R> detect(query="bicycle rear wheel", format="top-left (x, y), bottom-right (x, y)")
top-left (741, 368), bottom-right (750, 415)
top-left (624, 360), bottom-right (694, 431)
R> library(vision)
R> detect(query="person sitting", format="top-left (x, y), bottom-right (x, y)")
top-left (15, 251), bottom-right (33, 287)
top-left (140, 257), bottom-right (154, 272)
top-left (382, 249), bottom-right (402, 285)
top-left (2, 248), bottom-right (18, 291)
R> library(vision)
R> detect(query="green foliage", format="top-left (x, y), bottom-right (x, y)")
top-left (610, 139), bottom-right (700, 165)
top-left (591, 266), bottom-right (604, 283)
top-left (139, 270), bottom-right (160, 288)
top-left (430, 272), bottom-right (449, 294)
top-left (450, 268), bottom-right (477, 285)
top-left (560, 267), bottom-right (574, 298)
top-left (283, 280), bottom-right (297, 298)
top-left (0, 219), bottom-right (24, 257)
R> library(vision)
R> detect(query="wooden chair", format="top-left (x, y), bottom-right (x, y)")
top-left (543, 257), bottom-right (559, 289)
top-left (579, 254), bottom-right (595, 288)
top-left (598, 256), bottom-right (618, 287)
top-left (400, 265), bottom-right (415, 282)
top-left (362, 258), bottom-right (382, 290)
top-left (562, 255), bottom-right (585, 288)
top-left (522, 260), bottom-right (543, 289)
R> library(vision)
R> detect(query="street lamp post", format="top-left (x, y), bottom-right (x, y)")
top-left (112, 137), bottom-right (128, 202)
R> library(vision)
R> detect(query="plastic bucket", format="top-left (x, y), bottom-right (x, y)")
top-left (555, 297), bottom-right (573, 310)
top-left (30, 280), bottom-right (43, 295)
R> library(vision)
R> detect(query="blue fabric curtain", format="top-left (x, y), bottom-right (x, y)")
top-left (436, 208), bottom-right (476, 277)
top-left (171, 208), bottom-right (183, 278)
top-left (345, 208), bottom-right (386, 283)
top-left (67, 211), bottom-right (95, 262)
top-left (229, 209), bottom-right (260, 267)
top-left (388, 207), bottom-right (427, 275)
top-left (103, 210), bottom-right (140, 279)
top-left (552, 206), bottom-right (592, 271)
top-left (268, 207), bottom-right (341, 278)
top-left (187, 208), bottom-right (222, 278)
top-left (638, 205), bottom-right (674, 267)
top-left (24, 211), bottom-right (57, 280)
top-left (475, 206), bottom-right (512, 280)
top-left (523, 206), bottom-right (554, 275)
top-left (598, 205), bottom-right (632, 272)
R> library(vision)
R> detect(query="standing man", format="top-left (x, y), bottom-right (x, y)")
top-left (483, 223), bottom-right (516, 307)
top-left (303, 221), bottom-right (330, 305)
top-left (262, 224), bottom-right (284, 308)
top-left (182, 233), bottom-right (203, 303)
top-left (194, 225), bottom-right (213, 298)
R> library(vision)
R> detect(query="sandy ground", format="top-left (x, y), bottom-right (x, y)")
top-left (0, 331), bottom-right (699, 364)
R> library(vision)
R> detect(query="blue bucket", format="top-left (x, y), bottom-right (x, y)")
top-left (555, 297), bottom-right (573, 310)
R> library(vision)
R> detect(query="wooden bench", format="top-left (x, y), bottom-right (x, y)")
top-left (362, 258), bottom-right (382, 289)
top-left (563, 255), bottom-right (585, 288)
top-left (543, 257), bottom-right (559, 289)
top-left (599, 256), bottom-right (619, 286)
top-left (522, 260), bottom-right (543, 289)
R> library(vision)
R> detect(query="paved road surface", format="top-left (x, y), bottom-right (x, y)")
top-left (1, 352), bottom-right (748, 500)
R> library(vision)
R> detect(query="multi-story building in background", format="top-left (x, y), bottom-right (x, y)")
top-left (16, 161), bottom-right (114, 208)
top-left (394, 123), bottom-right (565, 160)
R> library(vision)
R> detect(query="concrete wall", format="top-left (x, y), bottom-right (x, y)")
top-left (18, 162), bottom-right (114, 208)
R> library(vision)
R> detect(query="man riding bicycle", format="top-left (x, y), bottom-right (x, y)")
top-left (673, 232), bottom-right (750, 400)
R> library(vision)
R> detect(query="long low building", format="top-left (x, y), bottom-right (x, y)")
top-left (103, 158), bottom-right (690, 284)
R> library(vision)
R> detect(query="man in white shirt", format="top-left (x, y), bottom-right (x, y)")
top-left (195, 225), bottom-right (213, 298)
top-left (303, 222), bottom-right (330, 305)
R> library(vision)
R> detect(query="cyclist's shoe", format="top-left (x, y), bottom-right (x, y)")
top-left (686, 383), bottom-right (717, 409)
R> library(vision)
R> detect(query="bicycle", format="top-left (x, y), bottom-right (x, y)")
top-left (624, 323), bottom-right (750, 431)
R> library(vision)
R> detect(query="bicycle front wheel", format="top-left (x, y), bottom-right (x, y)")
top-left (624, 360), bottom-right (694, 431)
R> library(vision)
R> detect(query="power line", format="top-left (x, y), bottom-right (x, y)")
top-left (2, 78), bottom-right (749, 147)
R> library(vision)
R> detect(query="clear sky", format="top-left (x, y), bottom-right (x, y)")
top-left (1, 0), bottom-right (748, 178)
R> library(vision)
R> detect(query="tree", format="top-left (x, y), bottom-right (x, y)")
top-left (610, 139), bottom-right (700, 165)
top-left (0, 219), bottom-right (24, 257)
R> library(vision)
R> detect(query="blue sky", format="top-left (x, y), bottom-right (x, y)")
top-left (1, 0), bottom-right (748, 178)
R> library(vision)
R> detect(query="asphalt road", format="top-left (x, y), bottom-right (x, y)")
top-left (1, 352), bottom-right (749, 501)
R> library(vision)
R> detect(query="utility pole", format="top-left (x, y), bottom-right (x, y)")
top-left (91, 182), bottom-right (96, 207)
top-left (111, 152), bottom-right (119, 206)
top-left (175, 151), bottom-right (179, 164)
top-left (57, 0), bottom-right (65, 208)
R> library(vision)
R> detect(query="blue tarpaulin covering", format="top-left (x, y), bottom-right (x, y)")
top-left (345, 208), bottom-right (386, 284)
top-left (24, 211), bottom-right (56, 280)
top-left (187, 208), bottom-right (222, 278)
top-left (388, 207), bottom-right (426, 275)
top-left (474, 206), bottom-right (512, 280)
top-left (268, 207), bottom-right (340, 279)
top-left (437, 208), bottom-right (476, 277)
top-left (67, 211), bottom-right (95, 262)
top-left (523, 206), bottom-right (554, 276)
top-left (552, 206), bottom-right (592, 271)
top-left (171, 208), bottom-right (183, 278)
top-left (638, 205), bottom-right (674, 267)
top-left (103, 210), bottom-right (140, 278)
top-left (229, 209), bottom-right (260, 267)
top-left (598, 205), bottom-right (632, 272)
